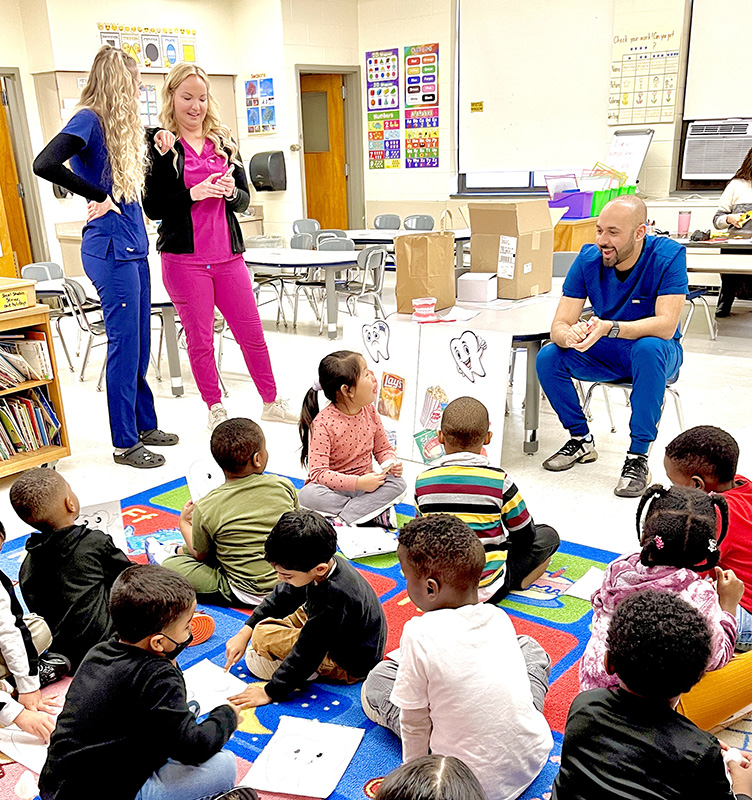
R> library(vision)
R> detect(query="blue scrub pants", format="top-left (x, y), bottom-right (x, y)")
top-left (82, 246), bottom-right (158, 448)
top-left (536, 336), bottom-right (683, 455)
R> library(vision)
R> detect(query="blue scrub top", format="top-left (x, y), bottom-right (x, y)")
top-left (62, 109), bottom-right (148, 261)
top-left (563, 236), bottom-right (688, 339)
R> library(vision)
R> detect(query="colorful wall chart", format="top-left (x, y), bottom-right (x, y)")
top-left (607, 26), bottom-right (680, 125)
top-left (246, 75), bottom-right (276, 134)
top-left (366, 49), bottom-right (401, 169)
top-left (97, 23), bottom-right (197, 72)
top-left (404, 43), bottom-right (439, 168)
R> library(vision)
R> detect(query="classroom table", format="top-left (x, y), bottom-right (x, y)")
top-left (345, 228), bottom-right (472, 271)
top-left (243, 249), bottom-right (359, 339)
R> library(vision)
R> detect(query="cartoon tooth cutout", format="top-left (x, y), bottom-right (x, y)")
top-left (362, 320), bottom-right (390, 362)
top-left (450, 330), bottom-right (487, 382)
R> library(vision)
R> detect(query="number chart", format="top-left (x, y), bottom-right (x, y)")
top-left (404, 43), bottom-right (439, 168)
top-left (367, 49), bottom-right (401, 169)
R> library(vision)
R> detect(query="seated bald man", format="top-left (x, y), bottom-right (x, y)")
top-left (536, 196), bottom-right (687, 498)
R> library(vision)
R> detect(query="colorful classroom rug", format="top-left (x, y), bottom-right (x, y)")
top-left (0, 476), bottom-right (620, 800)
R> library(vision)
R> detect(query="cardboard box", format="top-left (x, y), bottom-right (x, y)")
top-left (469, 201), bottom-right (554, 299)
top-left (457, 273), bottom-right (497, 303)
top-left (0, 278), bottom-right (36, 314)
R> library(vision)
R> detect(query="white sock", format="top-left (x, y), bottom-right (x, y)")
top-left (113, 447), bottom-right (127, 455)
top-left (574, 433), bottom-right (593, 443)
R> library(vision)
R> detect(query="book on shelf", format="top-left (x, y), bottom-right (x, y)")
top-left (0, 385), bottom-right (61, 460)
top-left (0, 331), bottom-right (53, 385)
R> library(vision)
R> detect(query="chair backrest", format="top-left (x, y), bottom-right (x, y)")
top-left (292, 218), bottom-right (321, 235)
top-left (315, 229), bottom-right (348, 248)
top-left (21, 262), bottom-right (64, 282)
top-left (63, 279), bottom-right (101, 334)
top-left (404, 214), bottom-right (434, 231)
top-left (291, 232), bottom-right (314, 250)
top-left (373, 214), bottom-right (401, 230)
top-left (319, 237), bottom-right (355, 251)
top-left (552, 251), bottom-right (578, 277)
top-left (357, 246), bottom-right (388, 291)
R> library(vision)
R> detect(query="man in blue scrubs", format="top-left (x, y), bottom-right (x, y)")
top-left (536, 196), bottom-right (687, 498)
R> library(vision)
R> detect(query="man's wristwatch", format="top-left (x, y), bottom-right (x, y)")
top-left (608, 321), bottom-right (620, 339)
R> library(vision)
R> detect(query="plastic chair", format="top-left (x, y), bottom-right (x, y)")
top-left (334, 246), bottom-right (388, 318)
top-left (62, 279), bottom-right (108, 389)
top-left (374, 214), bottom-right (401, 230)
top-left (552, 251), bottom-right (578, 277)
top-left (20, 262), bottom-right (73, 373)
top-left (404, 214), bottom-right (434, 231)
top-left (315, 229), bottom-right (349, 248)
top-left (291, 233), bottom-right (314, 250)
top-left (318, 237), bottom-right (355, 251)
top-left (683, 288), bottom-right (718, 340)
top-left (292, 219), bottom-right (321, 235)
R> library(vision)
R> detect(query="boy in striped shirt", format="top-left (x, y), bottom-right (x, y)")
top-left (414, 397), bottom-right (559, 602)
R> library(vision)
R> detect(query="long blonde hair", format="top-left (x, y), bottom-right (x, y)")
top-left (159, 63), bottom-right (239, 171)
top-left (75, 46), bottom-right (147, 204)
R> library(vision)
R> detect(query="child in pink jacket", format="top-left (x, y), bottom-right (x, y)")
top-left (580, 484), bottom-right (740, 691)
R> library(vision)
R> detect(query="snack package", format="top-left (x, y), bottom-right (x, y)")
top-left (378, 373), bottom-right (405, 420)
top-left (419, 385), bottom-right (449, 429)
top-left (413, 428), bottom-right (444, 464)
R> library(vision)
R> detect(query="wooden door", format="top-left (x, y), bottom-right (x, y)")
top-left (300, 74), bottom-right (348, 229)
top-left (0, 78), bottom-right (32, 273)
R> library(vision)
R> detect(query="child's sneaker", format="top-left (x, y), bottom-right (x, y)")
top-left (360, 507), bottom-right (397, 530)
top-left (212, 788), bottom-right (259, 800)
top-left (144, 538), bottom-right (180, 565)
top-left (189, 612), bottom-right (215, 646)
top-left (38, 652), bottom-right (71, 687)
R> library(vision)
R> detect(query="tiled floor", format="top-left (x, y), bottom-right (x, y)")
top-left (2, 275), bottom-right (751, 565)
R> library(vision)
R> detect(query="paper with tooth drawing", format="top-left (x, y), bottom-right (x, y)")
top-left (562, 566), bottom-right (606, 601)
top-left (182, 659), bottom-right (250, 715)
top-left (336, 526), bottom-right (398, 559)
top-left (240, 715), bottom-right (365, 797)
top-left (0, 724), bottom-right (51, 773)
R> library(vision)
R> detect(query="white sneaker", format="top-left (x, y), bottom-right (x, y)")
top-left (261, 398), bottom-right (298, 424)
top-left (208, 403), bottom-right (229, 432)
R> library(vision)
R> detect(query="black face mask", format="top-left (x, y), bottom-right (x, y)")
top-left (160, 631), bottom-right (193, 659)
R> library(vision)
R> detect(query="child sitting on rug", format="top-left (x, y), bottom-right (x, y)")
top-left (377, 755), bottom-right (488, 800)
top-left (148, 418), bottom-right (298, 607)
top-left (361, 514), bottom-right (553, 800)
top-left (9, 468), bottom-right (131, 670)
top-left (581, 484), bottom-right (752, 730)
top-left (223, 509), bottom-right (386, 708)
top-left (665, 425), bottom-right (752, 652)
top-left (414, 396), bottom-right (560, 602)
top-left (554, 590), bottom-right (752, 799)
top-left (297, 350), bottom-right (406, 527)
top-left (38, 565), bottom-right (251, 800)
top-left (0, 520), bottom-right (69, 744)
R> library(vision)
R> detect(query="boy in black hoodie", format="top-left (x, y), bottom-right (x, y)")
top-left (10, 468), bottom-right (131, 670)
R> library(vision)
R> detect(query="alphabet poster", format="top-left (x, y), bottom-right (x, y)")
top-left (366, 49), bottom-right (401, 169)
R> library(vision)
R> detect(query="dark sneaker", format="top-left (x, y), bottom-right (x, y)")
top-left (38, 652), bottom-right (71, 688)
top-left (542, 438), bottom-right (598, 472)
top-left (614, 456), bottom-right (651, 498)
top-left (211, 788), bottom-right (259, 800)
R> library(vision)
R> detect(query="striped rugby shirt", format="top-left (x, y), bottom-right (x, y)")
top-left (414, 452), bottom-right (534, 589)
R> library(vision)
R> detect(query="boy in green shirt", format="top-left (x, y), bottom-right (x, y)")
top-left (147, 418), bottom-right (298, 606)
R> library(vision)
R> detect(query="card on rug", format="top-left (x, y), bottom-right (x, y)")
top-left (562, 566), bottom-right (606, 601)
top-left (183, 659), bottom-right (250, 715)
top-left (0, 726), bottom-right (48, 773)
top-left (337, 527), bottom-right (398, 559)
top-left (240, 715), bottom-right (365, 798)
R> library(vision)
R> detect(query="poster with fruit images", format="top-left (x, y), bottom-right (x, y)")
top-left (366, 49), bottom-right (401, 169)
top-left (404, 43), bottom-right (439, 168)
top-left (340, 317), bottom-right (509, 467)
top-left (97, 23), bottom-right (197, 72)
top-left (607, 23), bottom-right (681, 125)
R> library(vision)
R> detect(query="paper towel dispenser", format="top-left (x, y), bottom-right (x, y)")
top-left (249, 151), bottom-right (287, 191)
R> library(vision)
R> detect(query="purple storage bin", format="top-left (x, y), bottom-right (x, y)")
top-left (548, 191), bottom-right (594, 219)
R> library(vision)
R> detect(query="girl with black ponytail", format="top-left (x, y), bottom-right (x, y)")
top-left (579, 485), bottom-right (752, 729)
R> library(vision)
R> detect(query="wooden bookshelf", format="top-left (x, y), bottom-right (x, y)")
top-left (0, 304), bottom-right (70, 477)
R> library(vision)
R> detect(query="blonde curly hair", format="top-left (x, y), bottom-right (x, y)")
top-left (75, 46), bottom-right (147, 204)
top-left (159, 63), bottom-right (239, 171)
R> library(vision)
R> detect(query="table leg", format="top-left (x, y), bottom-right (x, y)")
top-left (325, 268), bottom-right (338, 339)
top-left (522, 339), bottom-right (541, 453)
top-left (159, 305), bottom-right (184, 397)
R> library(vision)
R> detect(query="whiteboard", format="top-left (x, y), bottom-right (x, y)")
top-left (605, 129), bottom-right (654, 185)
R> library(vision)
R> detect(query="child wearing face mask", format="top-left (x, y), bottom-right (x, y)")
top-left (38, 565), bottom-right (255, 800)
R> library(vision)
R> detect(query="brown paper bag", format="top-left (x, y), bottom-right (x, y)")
top-left (395, 231), bottom-right (456, 313)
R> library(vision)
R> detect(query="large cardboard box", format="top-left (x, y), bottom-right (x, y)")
top-left (469, 201), bottom-right (554, 299)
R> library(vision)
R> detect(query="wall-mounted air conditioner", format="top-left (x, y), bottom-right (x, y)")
top-left (683, 119), bottom-right (752, 180)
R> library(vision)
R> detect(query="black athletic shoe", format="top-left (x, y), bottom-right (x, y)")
top-left (38, 652), bottom-right (71, 687)
top-left (211, 789), bottom-right (259, 800)
top-left (614, 455), bottom-right (651, 498)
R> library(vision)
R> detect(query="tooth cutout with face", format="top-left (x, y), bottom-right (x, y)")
top-left (362, 320), bottom-right (390, 362)
top-left (450, 330), bottom-right (487, 382)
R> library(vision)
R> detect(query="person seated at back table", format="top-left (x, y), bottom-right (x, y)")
top-left (536, 195), bottom-right (688, 498)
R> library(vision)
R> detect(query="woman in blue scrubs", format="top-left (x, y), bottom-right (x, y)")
top-left (34, 46), bottom-right (176, 468)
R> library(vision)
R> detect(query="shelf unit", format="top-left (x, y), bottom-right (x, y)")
top-left (0, 303), bottom-right (70, 478)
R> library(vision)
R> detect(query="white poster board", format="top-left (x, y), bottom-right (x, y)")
top-left (76, 500), bottom-right (129, 555)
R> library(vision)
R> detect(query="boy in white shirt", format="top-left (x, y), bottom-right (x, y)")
top-left (361, 514), bottom-right (553, 800)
